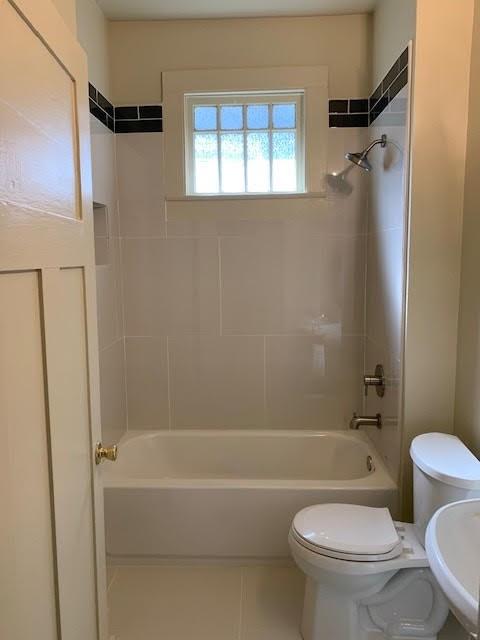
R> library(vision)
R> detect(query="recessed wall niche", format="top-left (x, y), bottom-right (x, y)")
top-left (93, 202), bottom-right (109, 266)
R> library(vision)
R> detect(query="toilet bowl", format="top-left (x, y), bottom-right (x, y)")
top-left (289, 506), bottom-right (448, 640)
top-left (289, 433), bottom-right (480, 640)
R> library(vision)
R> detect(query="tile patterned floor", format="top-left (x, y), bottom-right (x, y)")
top-left (107, 564), bottom-right (304, 640)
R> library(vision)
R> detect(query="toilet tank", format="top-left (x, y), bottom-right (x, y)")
top-left (410, 433), bottom-right (480, 544)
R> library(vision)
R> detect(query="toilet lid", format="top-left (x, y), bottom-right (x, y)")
top-left (293, 504), bottom-right (402, 556)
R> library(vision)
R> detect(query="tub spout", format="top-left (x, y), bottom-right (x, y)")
top-left (349, 412), bottom-right (382, 430)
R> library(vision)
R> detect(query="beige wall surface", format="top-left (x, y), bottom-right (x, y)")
top-left (108, 14), bottom-right (371, 104)
top-left (52, 0), bottom-right (77, 33)
top-left (402, 0), bottom-right (474, 516)
top-left (76, 0), bottom-right (111, 96)
top-left (454, 0), bottom-right (480, 455)
top-left (372, 0), bottom-right (416, 90)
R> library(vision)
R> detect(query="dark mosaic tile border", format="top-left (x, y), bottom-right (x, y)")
top-left (329, 46), bottom-right (409, 128)
top-left (88, 82), bottom-right (163, 133)
top-left (89, 83), bottom-right (114, 132)
top-left (90, 49), bottom-right (407, 134)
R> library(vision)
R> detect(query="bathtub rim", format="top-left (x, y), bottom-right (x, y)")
top-left (102, 429), bottom-right (397, 492)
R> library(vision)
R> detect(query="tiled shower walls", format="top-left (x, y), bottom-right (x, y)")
top-left (362, 85), bottom-right (410, 482)
top-left (114, 127), bottom-right (368, 431)
top-left (91, 117), bottom-right (127, 446)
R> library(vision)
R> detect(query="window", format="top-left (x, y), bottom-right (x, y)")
top-left (184, 92), bottom-right (305, 195)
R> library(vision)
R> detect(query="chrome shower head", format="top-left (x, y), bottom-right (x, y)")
top-left (345, 151), bottom-right (373, 172)
top-left (345, 134), bottom-right (387, 172)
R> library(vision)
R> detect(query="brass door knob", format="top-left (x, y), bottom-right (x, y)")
top-left (95, 442), bottom-right (118, 465)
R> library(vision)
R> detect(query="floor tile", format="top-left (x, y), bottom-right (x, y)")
top-left (108, 565), bottom-right (242, 640)
top-left (241, 566), bottom-right (304, 640)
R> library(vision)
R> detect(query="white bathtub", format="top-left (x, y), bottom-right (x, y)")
top-left (103, 430), bottom-right (397, 560)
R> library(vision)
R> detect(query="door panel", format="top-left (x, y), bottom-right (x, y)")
top-left (0, 271), bottom-right (58, 640)
top-left (0, 0), bottom-right (79, 221)
top-left (43, 267), bottom-right (97, 640)
top-left (0, 0), bottom-right (106, 638)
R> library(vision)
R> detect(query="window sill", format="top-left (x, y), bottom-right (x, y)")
top-left (166, 191), bottom-right (327, 202)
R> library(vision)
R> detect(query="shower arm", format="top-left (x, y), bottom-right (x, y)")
top-left (360, 134), bottom-right (387, 158)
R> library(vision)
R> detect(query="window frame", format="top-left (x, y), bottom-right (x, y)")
top-left (184, 91), bottom-right (305, 196)
top-left (163, 66), bottom-right (328, 200)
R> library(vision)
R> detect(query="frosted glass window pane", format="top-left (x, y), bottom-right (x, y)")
top-left (220, 133), bottom-right (245, 193)
top-left (246, 104), bottom-right (269, 129)
top-left (247, 132), bottom-right (270, 192)
top-left (194, 106), bottom-right (217, 130)
top-left (272, 103), bottom-right (296, 129)
top-left (194, 133), bottom-right (219, 193)
top-left (220, 105), bottom-right (243, 130)
top-left (272, 131), bottom-right (296, 191)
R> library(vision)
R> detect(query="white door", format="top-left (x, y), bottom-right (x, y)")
top-left (0, 1), bottom-right (108, 639)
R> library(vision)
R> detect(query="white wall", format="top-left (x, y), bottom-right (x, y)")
top-left (372, 0), bottom-right (416, 90)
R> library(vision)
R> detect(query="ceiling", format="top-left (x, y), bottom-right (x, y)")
top-left (97, 0), bottom-right (377, 21)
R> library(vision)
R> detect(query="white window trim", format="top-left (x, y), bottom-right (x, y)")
top-left (163, 66), bottom-right (328, 200)
top-left (184, 91), bottom-right (305, 196)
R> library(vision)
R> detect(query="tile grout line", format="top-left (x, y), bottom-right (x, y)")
top-left (113, 134), bottom-right (130, 435)
top-left (237, 567), bottom-right (245, 640)
top-left (166, 336), bottom-right (172, 431)
top-left (218, 237), bottom-right (223, 336)
top-left (120, 332), bottom-right (367, 338)
top-left (263, 336), bottom-right (267, 427)
top-left (98, 335), bottom-right (124, 354)
top-left (117, 236), bottom-right (130, 433)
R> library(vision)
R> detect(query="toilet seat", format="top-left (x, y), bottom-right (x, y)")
top-left (289, 522), bottom-right (428, 578)
top-left (292, 504), bottom-right (403, 562)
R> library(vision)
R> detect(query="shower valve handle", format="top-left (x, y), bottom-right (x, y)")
top-left (363, 364), bottom-right (385, 398)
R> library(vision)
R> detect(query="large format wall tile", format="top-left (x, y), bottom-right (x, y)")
top-left (363, 86), bottom-right (409, 483)
top-left (91, 120), bottom-right (126, 443)
top-left (221, 232), bottom-right (365, 336)
top-left (116, 133), bottom-right (166, 238)
top-left (166, 196), bottom-right (361, 239)
top-left (91, 119), bottom-right (120, 237)
top-left (169, 335), bottom-right (265, 428)
top-left (326, 126), bottom-right (369, 236)
top-left (265, 335), bottom-right (363, 428)
top-left (96, 237), bottom-right (123, 350)
top-left (122, 237), bottom-right (220, 336)
top-left (96, 263), bottom-right (121, 350)
top-left (364, 337), bottom-right (402, 489)
top-left (366, 225), bottom-right (404, 361)
top-left (99, 338), bottom-right (127, 444)
top-left (125, 337), bottom-right (170, 429)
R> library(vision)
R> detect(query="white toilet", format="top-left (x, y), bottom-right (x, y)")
top-left (289, 433), bottom-right (480, 640)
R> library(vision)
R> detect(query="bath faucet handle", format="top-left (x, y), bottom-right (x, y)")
top-left (363, 363), bottom-right (385, 397)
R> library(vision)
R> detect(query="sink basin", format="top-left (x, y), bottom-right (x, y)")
top-left (425, 498), bottom-right (480, 633)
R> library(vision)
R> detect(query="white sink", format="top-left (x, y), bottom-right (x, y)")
top-left (425, 498), bottom-right (480, 634)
